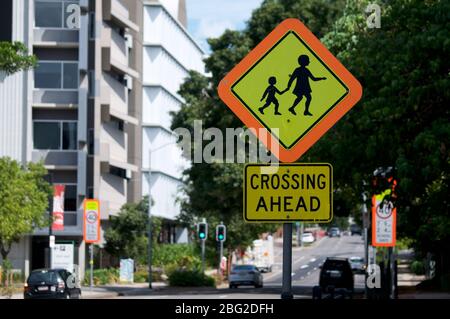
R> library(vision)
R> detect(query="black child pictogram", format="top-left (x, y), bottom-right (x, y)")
top-left (258, 76), bottom-right (286, 115)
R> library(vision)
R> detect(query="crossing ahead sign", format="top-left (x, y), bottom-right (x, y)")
top-left (218, 19), bottom-right (362, 162)
top-left (244, 164), bottom-right (332, 223)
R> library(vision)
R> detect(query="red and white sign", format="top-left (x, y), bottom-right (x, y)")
top-left (84, 199), bottom-right (100, 243)
top-left (52, 185), bottom-right (65, 231)
top-left (372, 187), bottom-right (397, 247)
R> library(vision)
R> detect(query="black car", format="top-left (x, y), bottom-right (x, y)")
top-left (319, 257), bottom-right (354, 294)
top-left (24, 268), bottom-right (81, 299)
top-left (350, 224), bottom-right (362, 236)
top-left (328, 227), bottom-right (341, 237)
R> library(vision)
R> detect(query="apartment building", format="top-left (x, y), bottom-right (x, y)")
top-left (0, 0), bottom-right (141, 278)
top-left (0, 0), bottom-right (204, 277)
top-left (141, 0), bottom-right (204, 243)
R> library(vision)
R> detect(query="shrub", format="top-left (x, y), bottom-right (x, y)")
top-left (84, 268), bottom-right (119, 286)
top-left (164, 255), bottom-right (202, 276)
top-left (153, 244), bottom-right (197, 267)
top-left (411, 260), bottom-right (425, 275)
top-left (168, 270), bottom-right (215, 287)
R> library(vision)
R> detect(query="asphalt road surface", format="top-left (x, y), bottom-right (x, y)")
top-left (116, 234), bottom-right (365, 299)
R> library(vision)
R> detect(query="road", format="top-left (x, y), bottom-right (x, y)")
top-left (115, 234), bottom-right (365, 299)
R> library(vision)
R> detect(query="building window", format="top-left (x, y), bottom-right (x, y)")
top-left (33, 121), bottom-right (77, 150)
top-left (62, 122), bottom-right (77, 150)
top-left (35, 0), bottom-right (80, 29)
top-left (34, 122), bottom-right (61, 149)
top-left (35, 61), bottom-right (78, 89)
top-left (89, 12), bottom-right (96, 39)
top-left (63, 184), bottom-right (77, 211)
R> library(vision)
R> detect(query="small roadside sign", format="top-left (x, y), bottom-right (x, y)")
top-left (218, 18), bottom-right (362, 162)
top-left (83, 199), bottom-right (100, 244)
top-left (244, 164), bottom-right (332, 223)
top-left (372, 188), bottom-right (396, 247)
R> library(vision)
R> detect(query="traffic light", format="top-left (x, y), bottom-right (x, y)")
top-left (216, 224), bottom-right (226, 242)
top-left (198, 222), bottom-right (207, 240)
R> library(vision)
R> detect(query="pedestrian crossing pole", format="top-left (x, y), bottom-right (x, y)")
top-left (281, 223), bottom-right (293, 299)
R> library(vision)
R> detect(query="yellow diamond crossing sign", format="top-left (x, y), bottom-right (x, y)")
top-left (218, 19), bottom-right (362, 162)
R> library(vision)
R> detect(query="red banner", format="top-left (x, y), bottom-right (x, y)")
top-left (52, 185), bottom-right (65, 231)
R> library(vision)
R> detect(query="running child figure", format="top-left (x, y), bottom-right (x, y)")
top-left (258, 76), bottom-right (286, 115)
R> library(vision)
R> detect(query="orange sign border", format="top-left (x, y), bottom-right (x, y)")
top-left (83, 199), bottom-right (101, 244)
top-left (371, 196), bottom-right (397, 247)
top-left (218, 18), bottom-right (363, 162)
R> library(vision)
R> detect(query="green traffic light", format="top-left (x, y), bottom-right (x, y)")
top-left (218, 234), bottom-right (224, 240)
top-left (199, 233), bottom-right (205, 239)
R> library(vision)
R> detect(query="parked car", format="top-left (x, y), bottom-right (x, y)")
top-left (350, 224), bottom-right (362, 236)
top-left (319, 257), bottom-right (354, 295)
top-left (349, 256), bottom-right (366, 274)
top-left (301, 232), bottom-right (315, 244)
top-left (24, 269), bottom-right (81, 299)
top-left (328, 227), bottom-right (341, 237)
top-left (229, 265), bottom-right (263, 289)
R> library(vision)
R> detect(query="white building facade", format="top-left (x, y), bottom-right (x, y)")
top-left (142, 1), bottom-right (204, 243)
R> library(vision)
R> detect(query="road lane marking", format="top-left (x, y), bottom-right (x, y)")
top-left (310, 258), bottom-right (316, 262)
top-left (300, 265), bottom-right (309, 269)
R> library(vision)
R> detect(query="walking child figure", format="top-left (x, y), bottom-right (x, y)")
top-left (258, 76), bottom-right (285, 115)
top-left (285, 54), bottom-right (326, 116)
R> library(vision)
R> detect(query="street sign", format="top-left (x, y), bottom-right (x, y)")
top-left (51, 243), bottom-right (74, 273)
top-left (83, 199), bottom-right (100, 244)
top-left (372, 188), bottom-right (396, 247)
top-left (244, 163), bottom-right (332, 222)
top-left (218, 18), bottom-right (362, 162)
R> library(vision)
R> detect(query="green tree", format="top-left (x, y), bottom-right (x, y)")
top-left (104, 197), bottom-right (162, 264)
top-left (306, 0), bottom-right (450, 281)
top-left (0, 157), bottom-right (50, 272)
top-left (0, 42), bottom-right (37, 75)
top-left (172, 0), bottom-right (347, 255)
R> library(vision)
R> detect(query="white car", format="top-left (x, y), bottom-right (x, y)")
top-left (301, 232), bottom-right (315, 244)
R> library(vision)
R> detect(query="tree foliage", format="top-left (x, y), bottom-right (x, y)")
top-left (0, 42), bottom-right (37, 76)
top-left (104, 197), bottom-right (162, 264)
top-left (307, 0), bottom-right (450, 272)
top-left (0, 157), bottom-right (50, 263)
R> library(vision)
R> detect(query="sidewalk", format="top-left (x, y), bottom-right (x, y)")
top-left (0, 282), bottom-right (168, 299)
top-left (397, 249), bottom-right (450, 299)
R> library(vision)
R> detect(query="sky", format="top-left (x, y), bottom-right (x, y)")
top-left (186, 0), bottom-right (264, 53)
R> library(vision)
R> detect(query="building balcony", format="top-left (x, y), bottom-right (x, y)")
top-left (32, 150), bottom-right (78, 170)
top-left (100, 73), bottom-right (138, 125)
top-left (99, 142), bottom-right (137, 177)
top-left (103, 0), bottom-right (139, 32)
top-left (33, 89), bottom-right (78, 107)
top-left (33, 28), bottom-right (79, 48)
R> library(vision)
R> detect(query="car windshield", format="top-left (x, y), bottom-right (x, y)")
top-left (350, 257), bottom-right (363, 262)
top-left (302, 233), bottom-right (312, 237)
top-left (28, 271), bottom-right (60, 284)
top-left (233, 265), bottom-right (255, 271)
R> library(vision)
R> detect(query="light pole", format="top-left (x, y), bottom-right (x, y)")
top-left (147, 140), bottom-right (178, 289)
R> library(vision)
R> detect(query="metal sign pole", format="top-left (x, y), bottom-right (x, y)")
top-left (218, 241), bottom-right (223, 276)
top-left (201, 239), bottom-right (206, 275)
top-left (89, 244), bottom-right (94, 289)
top-left (281, 223), bottom-right (293, 299)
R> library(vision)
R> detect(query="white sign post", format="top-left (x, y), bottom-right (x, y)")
top-left (84, 200), bottom-right (101, 289)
